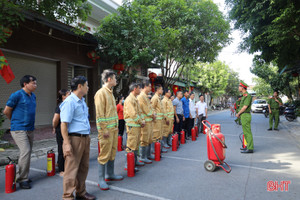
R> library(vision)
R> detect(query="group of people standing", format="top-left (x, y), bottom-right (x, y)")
top-left (3, 70), bottom-right (209, 200)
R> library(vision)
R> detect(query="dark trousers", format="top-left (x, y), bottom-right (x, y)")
top-left (118, 119), bottom-right (125, 136)
top-left (183, 117), bottom-right (193, 138)
top-left (56, 129), bottom-right (65, 172)
top-left (197, 115), bottom-right (206, 134)
top-left (174, 115), bottom-right (183, 142)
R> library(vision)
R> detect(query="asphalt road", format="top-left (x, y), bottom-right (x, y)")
top-left (1, 110), bottom-right (300, 200)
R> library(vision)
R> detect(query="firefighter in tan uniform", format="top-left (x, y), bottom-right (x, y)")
top-left (94, 70), bottom-right (123, 191)
top-left (162, 89), bottom-right (174, 149)
top-left (124, 83), bottom-right (145, 170)
top-left (151, 85), bottom-right (168, 153)
top-left (137, 80), bottom-right (156, 163)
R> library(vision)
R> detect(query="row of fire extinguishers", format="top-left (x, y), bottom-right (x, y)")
top-left (5, 122), bottom-right (232, 193)
top-left (5, 149), bottom-right (56, 194)
top-left (97, 126), bottom-right (200, 177)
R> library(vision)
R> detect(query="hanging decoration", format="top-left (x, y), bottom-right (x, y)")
top-left (0, 49), bottom-right (15, 84)
top-left (87, 50), bottom-right (100, 63)
top-left (148, 72), bottom-right (157, 92)
top-left (173, 85), bottom-right (179, 95)
top-left (113, 64), bottom-right (125, 74)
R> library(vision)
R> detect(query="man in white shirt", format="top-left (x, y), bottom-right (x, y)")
top-left (189, 92), bottom-right (196, 139)
top-left (196, 94), bottom-right (208, 134)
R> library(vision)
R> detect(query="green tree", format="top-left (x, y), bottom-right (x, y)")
top-left (252, 77), bottom-right (272, 98)
top-left (95, 0), bottom-right (231, 91)
top-left (224, 69), bottom-right (240, 99)
top-left (250, 61), bottom-right (297, 100)
top-left (94, 0), bottom-right (163, 95)
top-left (226, 0), bottom-right (300, 71)
top-left (0, 0), bottom-right (92, 45)
top-left (138, 0), bottom-right (231, 85)
top-left (193, 61), bottom-right (231, 100)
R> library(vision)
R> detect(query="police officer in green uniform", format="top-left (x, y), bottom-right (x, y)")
top-left (267, 91), bottom-right (283, 131)
top-left (234, 95), bottom-right (242, 125)
top-left (236, 81), bottom-right (254, 153)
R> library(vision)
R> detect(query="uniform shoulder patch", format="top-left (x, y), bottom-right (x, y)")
top-left (243, 93), bottom-right (247, 97)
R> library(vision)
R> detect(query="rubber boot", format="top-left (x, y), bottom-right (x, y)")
top-left (124, 152), bottom-right (139, 172)
top-left (163, 136), bottom-right (170, 149)
top-left (147, 144), bottom-right (155, 160)
top-left (98, 164), bottom-right (109, 190)
top-left (134, 150), bottom-right (145, 166)
top-left (139, 146), bottom-right (152, 164)
top-left (167, 134), bottom-right (172, 147)
top-left (105, 160), bottom-right (124, 181)
top-left (160, 140), bottom-right (168, 153)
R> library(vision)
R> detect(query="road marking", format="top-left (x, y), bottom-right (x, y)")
top-left (30, 167), bottom-right (46, 173)
top-left (30, 167), bottom-right (171, 200)
top-left (162, 155), bottom-right (288, 173)
top-left (86, 180), bottom-right (172, 200)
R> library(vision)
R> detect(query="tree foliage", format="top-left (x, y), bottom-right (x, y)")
top-left (190, 61), bottom-right (236, 98)
top-left (226, 0), bottom-right (300, 70)
top-left (179, 61), bottom-right (239, 99)
top-left (250, 61), bottom-right (298, 100)
top-left (95, 0), bottom-right (231, 89)
top-left (0, 0), bottom-right (92, 45)
top-left (252, 77), bottom-right (272, 98)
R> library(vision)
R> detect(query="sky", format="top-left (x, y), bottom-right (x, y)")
top-left (112, 0), bottom-right (256, 85)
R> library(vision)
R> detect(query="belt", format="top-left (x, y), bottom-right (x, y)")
top-left (177, 114), bottom-right (183, 116)
top-left (242, 112), bottom-right (250, 114)
top-left (69, 133), bottom-right (89, 137)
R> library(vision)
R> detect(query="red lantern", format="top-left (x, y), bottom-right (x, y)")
top-left (173, 85), bottom-right (179, 95)
top-left (87, 50), bottom-right (100, 63)
top-left (191, 86), bottom-right (194, 91)
top-left (292, 72), bottom-right (299, 77)
top-left (113, 64), bottom-right (125, 74)
top-left (3, 27), bottom-right (13, 38)
top-left (149, 72), bottom-right (157, 92)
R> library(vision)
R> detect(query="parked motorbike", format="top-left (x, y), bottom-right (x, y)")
top-left (284, 105), bottom-right (297, 122)
top-left (262, 105), bottom-right (269, 118)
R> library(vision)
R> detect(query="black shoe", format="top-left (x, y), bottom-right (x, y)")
top-left (28, 179), bottom-right (32, 183)
top-left (267, 128), bottom-right (272, 131)
top-left (241, 149), bottom-right (253, 153)
top-left (274, 128), bottom-right (279, 131)
top-left (240, 147), bottom-right (247, 150)
top-left (19, 181), bottom-right (31, 189)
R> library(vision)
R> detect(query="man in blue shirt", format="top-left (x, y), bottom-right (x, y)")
top-left (60, 76), bottom-right (95, 200)
top-left (4, 75), bottom-right (37, 189)
top-left (181, 90), bottom-right (191, 140)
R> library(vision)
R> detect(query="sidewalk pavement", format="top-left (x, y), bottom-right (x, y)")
top-left (1, 111), bottom-right (299, 167)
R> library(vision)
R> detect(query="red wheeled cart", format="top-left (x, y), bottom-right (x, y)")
top-left (202, 120), bottom-right (231, 173)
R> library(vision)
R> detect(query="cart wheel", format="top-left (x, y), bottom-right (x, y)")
top-left (204, 160), bottom-right (216, 172)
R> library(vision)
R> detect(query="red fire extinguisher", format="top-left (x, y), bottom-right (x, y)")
top-left (239, 133), bottom-right (247, 149)
top-left (118, 136), bottom-right (123, 151)
top-left (127, 152), bottom-right (135, 177)
top-left (172, 134), bottom-right (177, 151)
top-left (155, 142), bottom-right (161, 161)
top-left (180, 130), bottom-right (185, 144)
top-left (5, 157), bottom-right (16, 193)
top-left (47, 149), bottom-right (55, 176)
top-left (191, 128), bottom-right (196, 141)
top-left (195, 126), bottom-right (199, 137)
